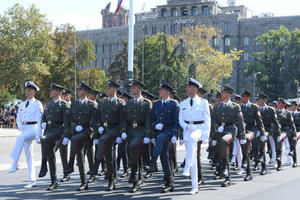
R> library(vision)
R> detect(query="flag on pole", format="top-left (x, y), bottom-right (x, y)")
top-left (115, 0), bottom-right (123, 14)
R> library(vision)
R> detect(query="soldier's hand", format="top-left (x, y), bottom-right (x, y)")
top-left (256, 131), bottom-right (261, 137)
top-left (212, 140), bottom-right (217, 146)
top-left (151, 138), bottom-right (156, 144)
top-left (116, 137), bottom-right (122, 144)
top-left (35, 136), bottom-right (41, 144)
top-left (62, 137), bottom-right (69, 145)
top-left (217, 126), bottom-right (224, 133)
top-left (260, 135), bottom-right (267, 142)
top-left (75, 125), bottom-right (83, 132)
top-left (155, 123), bottom-right (164, 131)
top-left (240, 139), bottom-right (247, 145)
top-left (143, 137), bottom-right (150, 144)
top-left (41, 122), bottom-right (47, 129)
top-left (277, 136), bottom-right (282, 142)
top-left (121, 132), bottom-right (127, 140)
top-left (171, 136), bottom-right (177, 144)
top-left (93, 139), bottom-right (99, 145)
top-left (98, 127), bottom-right (104, 134)
top-left (179, 139), bottom-right (184, 145)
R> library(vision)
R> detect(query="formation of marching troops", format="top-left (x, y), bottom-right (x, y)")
top-left (7, 78), bottom-right (300, 195)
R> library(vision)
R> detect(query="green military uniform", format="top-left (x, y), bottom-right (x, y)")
top-left (125, 80), bottom-right (152, 192)
top-left (64, 82), bottom-right (97, 191)
top-left (40, 83), bottom-right (70, 191)
top-left (89, 80), bottom-right (126, 191)
top-left (276, 99), bottom-right (297, 169)
top-left (211, 86), bottom-right (245, 187)
top-left (291, 107), bottom-right (300, 166)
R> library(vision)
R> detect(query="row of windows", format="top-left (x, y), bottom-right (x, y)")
top-left (161, 6), bottom-right (210, 18)
top-left (108, 14), bottom-right (124, 27)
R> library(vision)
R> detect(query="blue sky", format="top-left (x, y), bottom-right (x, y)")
top-left (1, 0), bottom-right (300, 30)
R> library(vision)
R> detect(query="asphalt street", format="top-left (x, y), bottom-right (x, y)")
top-left (1, 128), bottom-right (300, 200)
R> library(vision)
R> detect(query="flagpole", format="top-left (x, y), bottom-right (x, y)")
top-left (127, 0), bottom-right (134, 80)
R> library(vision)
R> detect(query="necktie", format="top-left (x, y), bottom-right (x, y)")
top-left (163, 101), bottom-right (166, 107)
top-left (190, 99), bottom-right (193, 107)
top-left (25, 101), bottom-right (29, 108)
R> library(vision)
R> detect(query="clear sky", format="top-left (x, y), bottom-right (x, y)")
top-left (1, 0), bottom-right (300, 30)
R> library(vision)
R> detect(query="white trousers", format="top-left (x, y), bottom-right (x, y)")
top-left (268, 136), bottom-right (276, 161)
top-left (232, 139), bottom-right (242, 169)
top-left (10, 126), bottom-right (37, 182)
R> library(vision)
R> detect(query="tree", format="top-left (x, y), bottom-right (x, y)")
top-left (77, 39), bottom-right (96, 69)
top-left (0, 4), bottom-right (55, 99)
top-left (135, 33), bottom-right (188, 98)
top-left (244, 26), bottom-right (295, 99)
top-left (78, 67), bottom-right (108, 92)
top-left (177, 25), bottom-right (242, 92)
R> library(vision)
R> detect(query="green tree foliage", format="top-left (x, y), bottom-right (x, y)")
top-left (78, 67), bottom-right (108, 92)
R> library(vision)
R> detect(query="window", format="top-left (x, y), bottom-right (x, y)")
top-left (244, 37), bottom-right (249, 46)
top-left (225, 36), bottom-right (231, 46)
top-left (213, 23), bottom-right (220, 30)
top-left (118, 14), bottom-right (122, 26)
top-left (244, 52), bottom-right (249, 61)
top-left (144, 26), bottom-right (147, 35)
top-left (224, 22), bottom-right (231, 32)
top-left (192, 7), bottom-right (199, 16)
top-left (163, 25), bottom-right (166, 33)
top-left (214, 38), bottom-right (220, 47)
top-left (181, 7), bottom-right (188, 16)
top-left (203, 6), bottom-right (210, 16)
top-left (162, 9), bottom-right (168, 18)
top-left (171, 24), bottom-right (176, 34)
top-left (109, 15), bottom-right (112, 27)
top-left (172, 8), bottom-right (178, 17)
top-left (152, 26), bottom-right (157, 35)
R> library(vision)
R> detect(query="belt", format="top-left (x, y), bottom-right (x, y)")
top-left (103, 122), bottom-right (119, 127)
top-left (185, 120), bottom-right (204, 125)
top-left (22, 121), bottom-right (37, 125)
top-left (219, 123), bottom-right (234, 126)
top-left (129, 121), bottom-right (145, 128)
top-left (47, 120), bottom-right (63, 126)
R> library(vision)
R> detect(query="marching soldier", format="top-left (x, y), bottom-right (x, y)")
top-left (125, 80), bottom-right (152, 193)
top-left (179, 78), bottom-right (211, 194)
top-left (62, 82), bottom-right (97, 191)
top-left (211, 86), bottom-right (245, 187)
top-left (9, 81), bottom-right (43, 189)
top-left (88, 80), bottom-right (126, 191)
top-left (144, 82), bottom-right (179, 193)
top-left (276, 98), bottom-right (297, 170)
top-left (39, 83), bottom-right (70, 191)
top-left (256, 93), bottom-right (281, 174)
top-left (240, 90), bottom-right (265, 180)
top-left (290, 101), bottom-right (300, 167)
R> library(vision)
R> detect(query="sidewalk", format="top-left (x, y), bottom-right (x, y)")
top-left (0, 128), bottom-right (20, 137)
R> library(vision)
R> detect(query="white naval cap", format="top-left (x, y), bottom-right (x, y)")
top-left (24, 81), bottom-right (40, 91)
top-left (187, 78), bottom-right (202, 88)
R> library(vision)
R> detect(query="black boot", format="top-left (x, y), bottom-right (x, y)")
top-left (121, 167), bottom-right (129, 178)
top-left (106, 179), bottom-right (116, 191)
top-left (143, 157), bottom-right (157, 173)
top-left (77, 182), bottom-right (88, 191)
top-left (64, 158), bottom-right (75, 175)
top-left (88, 159), bottom-right (101, 176)
top-left (221, 177), bottom-right (231, 187)
top-left (38, 159), bottom-right (48, 178)
top-left (244, 173), bottom-right (253, 181)
top-left (253, 162), bottom-right (259, 171)
top-left (60, 174), bottom-right (70, 182)
top-left (87, 175), bottom-right (96, 183)
top-left (161, 178), bottom-right (174, 193)
top-left (276, 157), bottom-right (282, 171)
top-left (130, 182), bottom-right (141, 193)
top-left (292, 151), bottom-right (297, 168)
top-left (47, 177), bottom-right (58, 191)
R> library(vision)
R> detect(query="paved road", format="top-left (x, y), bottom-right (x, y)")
top-left (1, 128), bottom-right (300, 200)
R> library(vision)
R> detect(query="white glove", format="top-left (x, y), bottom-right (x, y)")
top-left (218, 126), bottom-right (224, 133)
top-left (243, 123), bottom-right (247, 129)
top-left (240, 139), bottom-right (247, 145)
top-left (75, 125), bottom-right (83, 132)
top-left (212, 140), bottom-right (217, 146)
top-left (121, 132), bottom-right (127, 140)
top-left (62, 137), bottom-right (69, 145)
top-left (93, 139), bottom-right (99, 145)
top-left (116, 137), bottom-right (122, 144)
top-left (278, 124), bottom-right (282, 129)
top-left (143, 137), bottom-right (150, 144)
top-left (155, 123), bottom-right (164, 131)
top-left (171, 136), bottom-right (177, 144)
top-left (151, 138), bottom-right (156, 144)
top-left (277, 136), bottom-right (282, 142)
top-left (36, 136), bottom-right (41, 144)
top-left (179, 139), bottom-right (184, 145)
top-left (41, 122), bottom-right (47, 129)
top-left (188, 124), bottom-right (197, 132)
top-left (293, 136), bottom-right (298, 141)
top-left (260, 136), bottom-right (267, 142)
top-left (98, 127), bottom-right (104, 134)
top-left (256, 131), bottom-right (261, 137)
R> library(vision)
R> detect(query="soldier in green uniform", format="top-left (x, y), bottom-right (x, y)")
top-left (256, 93), bottom-right (281, 173)
top-left (62, 82), bottom-right (97, 191)
top-left (39, 83), bottom-right (70, 191)
top-left (125, 80), bottom-right (152, 193)
top-left (88, 80), bottom-right (126, 191)
top-left (211, 86), bottom-right (246, 187)
top-left (290, 101), bottom-right (300, 167)
top-left (240, 90), bottom-right (265, 181)
top-left (276, 98), bottom-right (297, 170)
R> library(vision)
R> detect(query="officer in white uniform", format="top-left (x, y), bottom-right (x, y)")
top-left (179, 78), bottom-right (211, 195)
top-left (8, 81), bottom-right (43, 188)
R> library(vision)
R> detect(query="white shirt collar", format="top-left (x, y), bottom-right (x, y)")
top-left (223, 100), bottom-right (231, 106)
top-left (108, 97), bottom-right (116, 102)
top-left (134, 96), bottom-right (143, 102)
top-left (79, 97), bottom-right (88, 104)
top-left (53, 98), bottom-right (60, 103)
top-left (162, 98), bottom-right (170, 104)
top-left (27, 97), bottom-right (35, 103)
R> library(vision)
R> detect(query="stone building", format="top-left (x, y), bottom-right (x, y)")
top-left (78, 0), bottom-right (300, 96)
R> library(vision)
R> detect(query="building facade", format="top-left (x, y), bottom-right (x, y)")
top-left (78, 0), bottom-right (300, 95)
